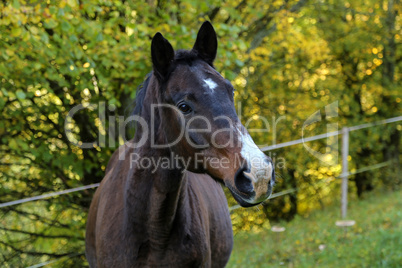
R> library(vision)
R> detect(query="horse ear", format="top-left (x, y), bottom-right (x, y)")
top-left (192, 21), bottom-right (217, 66)
top-left (151, 32), bottom-right (175, 81)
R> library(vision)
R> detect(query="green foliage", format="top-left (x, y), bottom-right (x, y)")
top-left (0, 0), bottom-right (401, 266)
top-left (0, 198), bottom-right (88, 266)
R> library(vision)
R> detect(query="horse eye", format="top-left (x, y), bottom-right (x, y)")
top-left (178, 103), bottom-right (192, 114)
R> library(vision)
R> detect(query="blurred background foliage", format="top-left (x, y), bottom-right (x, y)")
top-left (0, 0), bottom-right (401, 266)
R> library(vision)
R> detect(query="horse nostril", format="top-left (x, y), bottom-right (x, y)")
top-left (234, 168), bottom-right (254, 195)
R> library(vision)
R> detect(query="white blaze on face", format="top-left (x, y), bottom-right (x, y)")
top-left (203, 78), bottom-right (217, 93)
top-left (239, 130), bottom-right (273, 183)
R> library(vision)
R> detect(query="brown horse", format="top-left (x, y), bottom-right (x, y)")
top-left (85, 22), bottom-right (275, 267)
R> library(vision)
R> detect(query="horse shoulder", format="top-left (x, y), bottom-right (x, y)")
top-left (86, 153), bottom-right (132, 267)
top-left (184, 173), bottom-right (233, 266)
top-left (105, 142), bottom-right (131, 174)
top-left (85, 178), bottom-right (101, 267)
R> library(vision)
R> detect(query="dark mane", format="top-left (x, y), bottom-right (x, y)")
top-left (132, 49), bottom-right (212, 119)
top-left (174, 49), bottom-right (200, 66)
top-left (132, 72), bottom-right (151, 117)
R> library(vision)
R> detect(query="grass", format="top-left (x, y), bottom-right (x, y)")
top-left (227, 189), bottom-right (402, 268)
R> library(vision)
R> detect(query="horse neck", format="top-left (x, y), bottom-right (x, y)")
top-left (126, 77), bottom-right (186, 250)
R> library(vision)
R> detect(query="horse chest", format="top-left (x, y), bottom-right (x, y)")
top-left (134, 183), bottom-right (233, 267)
top-left (170, 181), bottom-right (233, 266)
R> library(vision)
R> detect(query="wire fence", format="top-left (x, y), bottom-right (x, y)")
top-left (1, 115), bottom-right (401, 267)
top-left (0, 183), bottom-right (100, 209)
top-left (1, 115), bottom-right (400, 210)
top-left (26, 253), bottom-right (83, 268)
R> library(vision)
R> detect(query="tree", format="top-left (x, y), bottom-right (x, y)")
top-left (1, 0), bottom-right (400, 265)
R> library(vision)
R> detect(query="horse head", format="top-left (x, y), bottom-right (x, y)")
top-left (145, 22), bottom-right (275, 207)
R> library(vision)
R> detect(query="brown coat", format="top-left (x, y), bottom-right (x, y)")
top-left (85, 143), bottom-right (233, 267)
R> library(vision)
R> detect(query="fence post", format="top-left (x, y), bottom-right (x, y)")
top-left (341, 127), bottom-right (349, 219)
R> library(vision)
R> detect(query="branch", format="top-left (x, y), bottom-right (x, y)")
top-left (208, 6), bottom-right (220, 22)
top-left (0, 226), bottom-right (83, 241)
top-left (2, 207), bottom-right (71, 229)
top-left (0, 240), bottom-right (76, 258)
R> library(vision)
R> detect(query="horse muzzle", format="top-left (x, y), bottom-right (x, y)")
top-left (226, 158), bottom-right (275, 207)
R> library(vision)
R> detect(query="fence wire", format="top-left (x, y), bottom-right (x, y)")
top-left (0, 115), bottom-right (401, 209)
top-left (0, 183), bottom-right (100, 209)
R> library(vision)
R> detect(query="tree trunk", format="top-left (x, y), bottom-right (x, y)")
top-left (380, 0), bottom-right (401, 188)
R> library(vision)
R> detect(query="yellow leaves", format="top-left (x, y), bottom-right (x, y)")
top-left (82, 88), bottom-right (91, 97)
top-left (158, 24), bottom-right (171, 33)
top-left (249, 53), bottom-right (260, 62)
top-left (234, 76), bottom-right (246, 88)
top-left (103, 27), bottom-right (113, 35)
top-left (66, 0), bottom-right (78, 8)
top-left (59, 1), bottom-right (67, 8)
top-left (252, 47), bottom-right (270, 57)
top-left (374, 15), bottom-right (381, 24)
top-left (5, 49), bottom-right (14, 57)
top-left (353, 13), bottom-right (370, 22)
top-left (382, 1), bottom-right (389, 11)
top-left (83, 62), bottom-right (90, 68)
top-left (11, 27), bottom-right (22, 37)
top-left (373, 58), bottom-right (382, 66)
top-left (43, 7), bottom-right (51, 18)
top-left (29, 25), bottom-right (39, 35)
top-left (126, 26), bottom-right (135, 36)
top-left (31, 14), bottom-right (41, 24)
